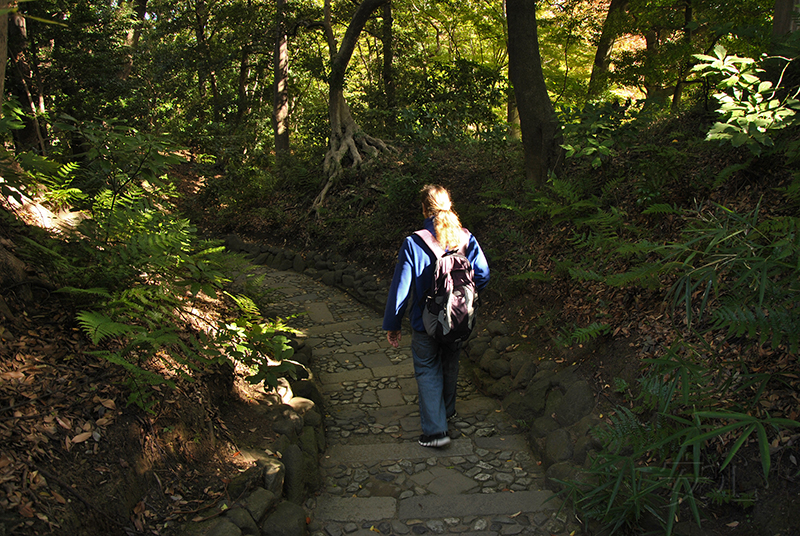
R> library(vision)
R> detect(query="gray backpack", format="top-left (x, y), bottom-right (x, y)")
top-left (415, 229), bottom-right (478, 345)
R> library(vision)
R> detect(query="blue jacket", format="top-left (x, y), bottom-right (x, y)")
top-left (383, 218), bottom-right (490, 333)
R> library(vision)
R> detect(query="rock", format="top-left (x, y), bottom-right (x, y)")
top-left (521, 378), bottom-right (550, 415)
top-left (544, 389), bottom-right (563, 416)
top-left (573, 413), bottom-right (602, 438)
top-left (273, 406), bottom-right (304, 440)
top-left (302, 409), bottom-right (322, 428)
top-left (244, 487), bottom-right (278, 523)
top-left (501, 391), bottom-right (526, 420)
top-left (260, 458), bottom-right (286, 496)
top-left (554, 381), bottom-right (595, 426)
top-left (479, 349), bottom-right (501, 371)
top-left (321, 272), bottom-right (336, 286)
top-left (291, 380), bottom-right (324, 409)
top-left (208, 518), bottom-right (244, 536)
top-left (507, 351), bottom-right (533, 377)
top-left (293, 254), bottom-right (306, 272)
top-left (287, 397), bottom-right (316, 417)
top-left (298, 426), bottom-right (319, 458)
top-left (282, 444), bottom-right (307, 504)
top-left (491, 336), bottom-right (513, 352)
top-left (468, 340), bottom-right (491, 362)
top-left (228, 466), bottom-right (265, 501)
top-left (549, 365), bottom-right (579, 388)
top-left (270, 252), bottom-right (285, 269)
top-left (511, 360), bottom-right (537, 390)
top-left (487, 376), bottom-right (514, 397)
top-left (488, 358), bottom-right (511, 380)
top-left (572, 435), bottom-right (600, 466)
top-left (530, 415), bottom-right (560, 438)
top-left (262, 500), bottom-right (309, 536)
top-left (486, 320), bottom-right (509, 336)
top-left (224, 234), bottom-right (247, 253)
top-left (225, 507), bottom-right (259, 535)
top-left (282, 444), bottom-right (319, 504)
top-left (545, 462), bottom-right (578, 492)
top-left (544, 429), bottom-right (573, 466)
top-left (342, 274), bottom-right (355, 287)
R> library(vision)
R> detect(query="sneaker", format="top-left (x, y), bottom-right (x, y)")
top-left (447, 411), bottom-right (458, 423)
top-left (418, 432), bottom-right (451, 448)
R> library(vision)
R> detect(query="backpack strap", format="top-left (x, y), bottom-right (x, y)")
top-left (414, 229), bottom-right (445, 258)
top-left (414, 228), bottom-right (470, 257)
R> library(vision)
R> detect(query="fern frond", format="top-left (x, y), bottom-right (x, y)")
top-left (570, 322), bottom-right (611, 344)
top-left (606, 263), bottom-right (662, 288)
top-left (56, 287), bottom-right (111, 297)
top-left (76, 310), bottom-right (142, 345)
top-left (568, 267), bottom-right (604, 282)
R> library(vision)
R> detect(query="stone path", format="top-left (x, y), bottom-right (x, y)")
top-left (252, 265), bottom-right (575, 536)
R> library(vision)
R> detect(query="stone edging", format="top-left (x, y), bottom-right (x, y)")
top-left (208, 235), bottom-right (602, 535)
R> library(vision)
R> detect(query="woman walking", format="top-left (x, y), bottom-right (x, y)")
top-left (383, 184), bottom-right (490, 447)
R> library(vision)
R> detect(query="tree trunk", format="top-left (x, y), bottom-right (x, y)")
top-left (507, 87), bottom-right (520, 140)
top-left (506, 0), bottom-right (562, 187)
top-left (193, 0), bottom-right (220, 123)
top-left (236, 45), bottom-right (250, 126)
top-left (119, 0), bottom-right (148, 80)
top-left (587, 0), bottom-right (628, 100)
top-left (773, 0), bottom-right (796, 37)
top-left (7, 14), bottom-right (47, 154)
top-left (0, 2), bottom-right (8, 115)
top-left (382, 1), bottom-right (394, 110)
top-left (311, 0), bottom-right (393, 213)
top-left (671, 0), bottom-right (693, 112)
top-left (273, 0), bottom-right (290, 153)
top-left (0, 245), bottom-right (32, 311)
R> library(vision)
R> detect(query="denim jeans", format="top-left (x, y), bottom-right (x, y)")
top-left (411, 330), bottom-right (461, 436)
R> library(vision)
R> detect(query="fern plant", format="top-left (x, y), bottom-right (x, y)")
top-left (560, 340), bottom-right (800, 536)
top-left (660, 202), bottom-right (800, 352)
top-left (215, 293), bottom-right (302, 388)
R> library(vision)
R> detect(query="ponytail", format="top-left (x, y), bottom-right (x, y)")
top-left (420, 184), bottom-right (465, 251)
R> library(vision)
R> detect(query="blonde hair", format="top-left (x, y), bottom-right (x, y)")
top-left (420, 184), bottom-right (465, 251)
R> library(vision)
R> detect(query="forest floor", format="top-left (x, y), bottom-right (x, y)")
top-left (1, 157), bottom-right (799, 536)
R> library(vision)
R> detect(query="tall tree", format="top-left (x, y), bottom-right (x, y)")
top-left (506, 0), bottom-right (561, 186)
top-left (311, 0), bottom-right (392, 212)
top-left (381, 1), bottom-right (394, 109)
top-left (0, 2), bottom-right (9, 115)
top-left (587, 0), bottom-right (628, 100)
top-left (773, 0), bottom-right (797, 38)
top-left (119, 0), bottom-right (148, 80)
top-left (273, 0), bottom-right (289, 153)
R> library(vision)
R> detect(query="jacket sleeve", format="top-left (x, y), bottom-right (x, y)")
top-left (467, 234), bottom-right (490, 292)
top-left (383, 237), bottom-right (415, 331)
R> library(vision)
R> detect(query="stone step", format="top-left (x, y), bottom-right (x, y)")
top-left (322, 434), bottom-right (534, 465)
top-left (322, 437), bottom-right (477, 466)
top-left (312, 490), bottom-right (557, 523)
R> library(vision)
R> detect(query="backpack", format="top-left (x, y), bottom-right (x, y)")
top-left (414, 229), bottom-right (478, 345)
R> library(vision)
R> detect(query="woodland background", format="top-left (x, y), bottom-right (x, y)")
top-left (1, 0), bottom-right (800, 534)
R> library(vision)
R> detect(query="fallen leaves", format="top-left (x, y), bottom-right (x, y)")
top-left (1, 309), bottom-right (124, 530)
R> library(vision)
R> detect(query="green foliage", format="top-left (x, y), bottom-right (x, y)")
top-left (693, 45), bottom-right (800, 156)
top-left (556, 322), bottom-right (611, 347)
top-left (660, 202), bottom-right (800, 352)
top-left (393, 59), bottom-right (507, 143)
top-left (560, 342), bottom-right (800, 535)
top-left (215, 293), bottom-right (302, 388)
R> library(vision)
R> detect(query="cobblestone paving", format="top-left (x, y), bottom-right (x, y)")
top-left (252, 266), bottom-right (577, 536)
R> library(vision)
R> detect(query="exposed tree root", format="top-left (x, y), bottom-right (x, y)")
top-left (311, 90), bottom-right (394, 214)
